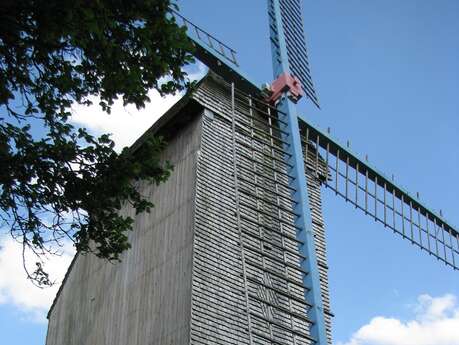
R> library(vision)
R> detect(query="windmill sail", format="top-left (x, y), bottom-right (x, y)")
top-left (299, 115), bottom-right (459, 270)
top-left (171, 9), bottom-right (238, 68)
top-left (268, 0), bottom-right (320, 107)
top-left (171, 10), bottom-right (259, 95)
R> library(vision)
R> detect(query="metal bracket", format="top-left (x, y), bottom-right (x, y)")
top-left (266, 73), bottom-right (304, 104)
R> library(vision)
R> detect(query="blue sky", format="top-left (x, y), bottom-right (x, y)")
top-left (1, 1), bottom-right (458, 344)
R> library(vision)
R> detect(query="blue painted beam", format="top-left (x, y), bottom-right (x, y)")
top-left (277, 97), bottom-right (329, 344)
top-left (268, 0), bottom-right (329, 343)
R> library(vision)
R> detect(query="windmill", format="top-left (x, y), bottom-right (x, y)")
top-left (170, 1), bottom-right (459, 344)
top-left (45, 3), bottom-right (457, 345)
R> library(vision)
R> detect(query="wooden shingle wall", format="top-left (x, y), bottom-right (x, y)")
top-left (46, 73), bottom-right (332, 345)
top-left (190, 75), bottom-right (332, 345)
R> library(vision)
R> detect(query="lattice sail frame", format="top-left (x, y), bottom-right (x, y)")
top-left (171, 9), bottom-right (239, 68)
top-left (299, 120), bottom-right (459, 269)
top-left (267, 0), bottom-right (320, 107)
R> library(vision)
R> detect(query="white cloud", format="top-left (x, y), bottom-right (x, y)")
top-left (70, 62), bottom-right (208, 151)
top-left (71, 92), bottom-right (180, 151)
top-left (0, 63), bottom-right (208, 324)
top-left (337, 294), bottom-right (459, 345)
top-left (0, 237), bottom-right (75, 323)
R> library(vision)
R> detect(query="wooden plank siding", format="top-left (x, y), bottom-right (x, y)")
top-left (46, 72), bottom-right (332, 345)
top-left (46, 114), bottom-right (202, 345)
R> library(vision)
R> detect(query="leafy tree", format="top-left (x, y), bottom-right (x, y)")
top-left (0, 0), bottom-right (194, 285)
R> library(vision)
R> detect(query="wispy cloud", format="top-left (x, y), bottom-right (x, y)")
top-left (337, 294), bottom-right (459, 345)
top-left (70, 62), bottom-right (208, 151)
top-left (0, 237), bottom-right (75, 323)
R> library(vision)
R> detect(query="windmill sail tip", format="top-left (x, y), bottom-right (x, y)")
top-left (278, 0), bottom-right (321, 108)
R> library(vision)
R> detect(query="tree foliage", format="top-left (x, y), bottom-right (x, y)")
top-left (0, 0), bottom-right (194, 285)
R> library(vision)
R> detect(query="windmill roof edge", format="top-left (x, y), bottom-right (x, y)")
top-left (128, 68), bottom-right (264, 155)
